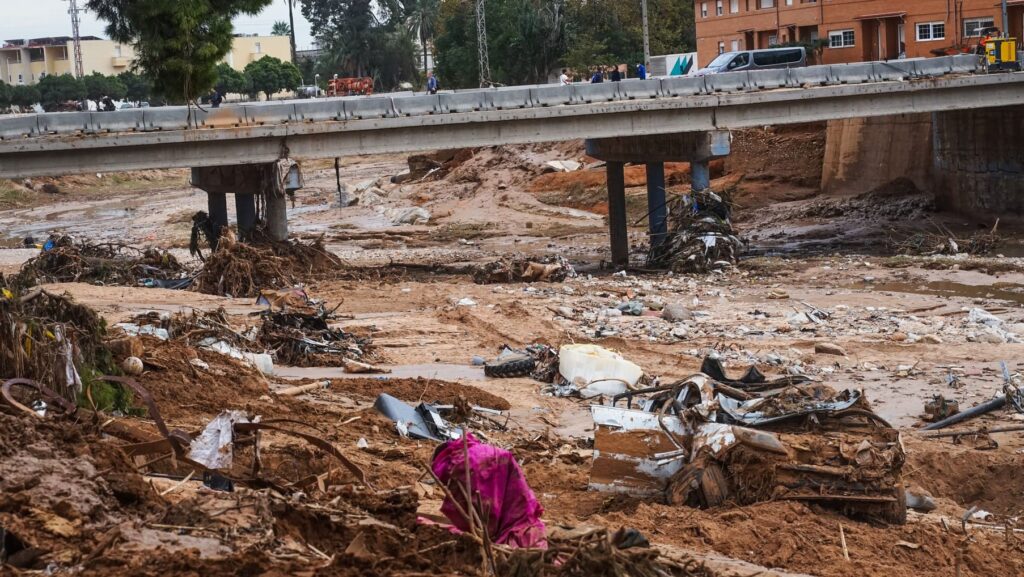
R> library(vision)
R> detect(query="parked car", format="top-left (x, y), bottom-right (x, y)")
top-left (697, 47), bottom-right (807, 75)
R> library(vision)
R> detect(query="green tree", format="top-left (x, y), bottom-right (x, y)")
top-left (403, 0), bottom-right (440, 74)
top-left (86, 0), bottom-right (271, 104)
top-left (272, 20), bottom-right (291, 35)
top-left (37, 74), bottom-right (87, 111)
top-left (278, 61), bottom-right (303, 91)
top-left (215, 63), bottom-right (250, 96)
top-left (83, 72), bottom-right (128, 101)
top-left (118, 71), bottom-right (153, 104)
top-left (0, 81), bottom-right (10, 111)
top-left (245, 56), bottom-right (285, 99)
top-left (9, 85), bottom-right (41, 111)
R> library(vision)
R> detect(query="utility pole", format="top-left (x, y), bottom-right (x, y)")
top-left (1002, 0), bottom-right (1009, 35)
top-left (475, 0), bottom-right (491, 87)
top-left (641, 0), bottom-right (651, 70)
top-left (67, 0), bottom-right (85, 78)
top-left (286, 0), bottom-right (297, 64)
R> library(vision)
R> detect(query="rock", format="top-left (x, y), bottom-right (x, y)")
top-left (975, 327), bottom-right (1006, 344)
top-left (661, 303), bottom-right (693, 322)
top-left (616, 301), bottom-right (644, 316)
top-left (337, 188), bottom-right (357, 207)
top-left (814, 342), bottom-right (846, 356)
top-left (670, 326), bottom-right (689, 339)
top-left (898, 320), bottom-right (930, 334)
top-left (786, 312), bottom-right (811, 326)
top-left (121, 356), bottom-right (144, 376)
top-left (359, 188), bottom-right (385, 206)
top-left (556, 306), bottom-right (574, 318)
top-left (889, 332), bottom-right (908, 342)
top-left (389, 207), bottom-right (431, 225)
top-left (919, 334), bottom-right (943, 344)
top-left (767, 290), bottom-right (789, 300)
top-left (471, 356), bottom-right (486, 366)
top-left (456, 298), bottom-right (477, 307)
top-left (602, 308), bottom-right (623, 318)
top-left (108, 336), bottom-right (144, 360)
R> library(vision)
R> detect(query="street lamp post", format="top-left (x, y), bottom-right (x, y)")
top-left (641, 0), bottom-right (651, 71)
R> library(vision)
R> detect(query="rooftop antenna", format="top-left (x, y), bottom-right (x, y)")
top-left (67, 0), bottom-right (85, 78)
top-left (475, 0), bottom-right (491, 87)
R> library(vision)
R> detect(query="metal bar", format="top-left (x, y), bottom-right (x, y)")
top-left (920, 395), bottom-right (1007, 431)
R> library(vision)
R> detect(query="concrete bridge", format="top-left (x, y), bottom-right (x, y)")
top-left (0, 53), bottom-right (1021, 265)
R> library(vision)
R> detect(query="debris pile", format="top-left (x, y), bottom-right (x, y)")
top-left (14, 235), bottom-right (186, 288)
top-left (194, 235), bottom-right (344, 297)
top-left (648, 190), bottom-right (743, 273)
top-left (891, 220), bottom-right (1001, 256)
top-left (0, 279), bottom-right (114, 402)
top-left (590, 359), bottom-right (908, 524)
top-left (473, 256), bottom-right (575, 284)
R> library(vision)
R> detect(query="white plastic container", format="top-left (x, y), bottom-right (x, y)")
top-left (558, 344), bottom-right (643, 399)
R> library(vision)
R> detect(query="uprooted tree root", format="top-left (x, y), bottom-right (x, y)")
top-left (194, 236), bottom-right (344, 297)
top-left (14, 236), bottom-right (185, 288)
top-left (0, 277), bottom-right (114, 402)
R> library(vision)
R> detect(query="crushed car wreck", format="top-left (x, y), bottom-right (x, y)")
top-left (590, 370), bottom-right (907, 524)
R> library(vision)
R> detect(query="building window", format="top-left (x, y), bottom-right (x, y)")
top-left (716, 0), bottom-right (723, 16)
top-left (718, 41), bottom-right (726, 54)
top-left (731, 39), bottom-right (740, 51)
top-left (768, 34), bottom-right (778, 46)
top-left (829, 29), bottom-right (855, 48)
top-left (254, 41), bottom-right (262, 53)
top-left (730, 0), bottom-right (738, 13)
top-left (701, 2), bottom-right (708, 18)
top-left (54, 47), bottom-right (67, 60)
top-left (18, 73), bottom-right (24, 85)
top-left (114, 45), bottom-right (122, 57)
top-left (964, 17), bottom-right (995, 37)
top-left (916, 22), bottom-right (946, 41)
top-left (758, 0), bottom-right (774, 8)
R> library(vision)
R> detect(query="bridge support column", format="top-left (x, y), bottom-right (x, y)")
top-left (586, 131), bottom-right (730, 265)
top-left (606, 162), bottom-right (629, 268)
top-left (207, 192), bottom-right (228, 239)
top-left (235, 193), bottom-right (257, 241)
top-left (933, 105), bottom-right (1024, 216)
top-left (645, 162), bottom-right (667, 250)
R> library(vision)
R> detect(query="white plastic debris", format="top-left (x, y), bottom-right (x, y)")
top-left (389, 206), bottom-right (431, 225)
top-left (199, 338), bottom-right (274, 375)
top-left (543, 160), bottom-right (582, 172)
top-left (456, 298), bottom-right (477, 307)
top-left (357, 437), bottom-right (369, 449)
top-left (969, 308), bottom-right (1002, 327)
top-left (115, 322), bottom-right (170, 340)
top-left (188, 410), bottom-right (250, 470)
top-left (558, 344), bottom-right (644, 399)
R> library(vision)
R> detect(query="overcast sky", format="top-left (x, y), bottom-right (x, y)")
top-left (1, 0), bottom-right (317, 50)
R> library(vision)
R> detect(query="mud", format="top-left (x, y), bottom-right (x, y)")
top-left (5, 138), bottom-right (1024, 577)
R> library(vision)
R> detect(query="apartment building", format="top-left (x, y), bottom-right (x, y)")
top-left (1, 34), bottom-right (291, 85)
top-left (695, 0), bottom-right (1015, 66)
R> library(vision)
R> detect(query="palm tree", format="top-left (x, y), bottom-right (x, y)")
top-left (403, 0), bottom-right (440, 74)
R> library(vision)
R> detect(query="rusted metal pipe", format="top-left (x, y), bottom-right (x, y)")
top-left (920, 395), bottom-right (1006, 431)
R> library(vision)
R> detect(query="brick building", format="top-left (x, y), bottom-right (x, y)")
top-left (694, 0), bottom-right (1018, 66)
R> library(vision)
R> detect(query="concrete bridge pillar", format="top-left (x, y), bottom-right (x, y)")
top-left (586, 131), bottom-right (731, 267)
top-left (933, 105), bottom-right (1024, 216)
top-left (191, 162), bottom-right (298, 244)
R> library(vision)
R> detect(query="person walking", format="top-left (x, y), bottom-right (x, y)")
top-left (426, 71), bottom-right (438, 94)
top-left (559, 68), bottom-right (571, 85)
top-left (637, 62), bottom-right (647, 80)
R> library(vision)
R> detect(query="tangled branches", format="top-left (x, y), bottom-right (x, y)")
top-left (890, 219), bottom-right (1001, 256)
top-left (648, 190), bottom-right (743, 273)
top-left (15, 235), bottom-right (185, 288)
top-left (194, 235), bottom-right (345, 297)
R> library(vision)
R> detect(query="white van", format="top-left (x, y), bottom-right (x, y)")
top-left (697, 47), bottom-right (807, 75)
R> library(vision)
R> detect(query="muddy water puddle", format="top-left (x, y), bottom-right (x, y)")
top-left (849, 280), bottom-right (1024, 306)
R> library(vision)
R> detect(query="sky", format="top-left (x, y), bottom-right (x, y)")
top-left (0, 0), bottom-right (317, 50)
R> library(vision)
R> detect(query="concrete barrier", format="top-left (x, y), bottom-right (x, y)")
top-left (788, 65), bottom-right (834, 87)
top-left (91, 109), bottom-right (145, 133)
top-left (38, 111), bottom-right (92, 134)
top-left (243, 102), bottom-right (297, 125)
top-left (393, 94), bottom-right (442, 116)
top-left (197, 106), bottom-right (248, 128)
top-left (571, 83), bottom-right (620, 103)
top-left (619, 78), bottom-right (663, 99)
top-left (913, 55), bottom-right (955, 77)
top-left (874, 61), bottom-right (914, 81)
top-left (704, 71), bottom-right (749, 92)
top-left (950, 53), bottom-right (983, 74)
top-left (292, 99), bottom-right (348, 122)
top-left (748, 69), bottom-right (789, 90)
top-left (441, 90), bottom-right (490, 113)
top-left (831, 62), bottom-right (875, 83)
top-left (530, 85), bottom-right (573, 106)
top-left (0, 116), bottom-right (39, 139)
top-left (660, 76), bottom-right (706, 96)
top-left (345, 96), bottom-right (396, 119)
top-left (489, 86), bottom-right (532, 109)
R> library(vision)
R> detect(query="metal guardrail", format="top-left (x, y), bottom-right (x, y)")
top-left (0, 54), bottom-right (984, 140)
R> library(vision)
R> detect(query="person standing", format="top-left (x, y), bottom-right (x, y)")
top-left (637, 62), bottom-right (647, 80)
top-left (426, 71), bottom-right (438, 94)
top-left (590, 68), bottom-right (604, 83)
top-left (610, 65), bottom-right (622, 82)
top-left (559, 69), bottom-right (570, 85)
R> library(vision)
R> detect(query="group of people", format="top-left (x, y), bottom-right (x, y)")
top-left (559, 62), bottom-right (647, 85)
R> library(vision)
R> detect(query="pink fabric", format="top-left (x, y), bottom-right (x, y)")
top-left (431, 432), bottom-right (547, 549)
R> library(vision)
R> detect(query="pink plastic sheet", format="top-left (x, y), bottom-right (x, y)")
top-left (431, 432), bottom-right (547, 548)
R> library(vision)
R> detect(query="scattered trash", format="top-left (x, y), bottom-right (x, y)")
top-left (121, 356), bottom-right (144, 375)
top-left (923, 395), bottom-right (960, 422)
top-left (648, 189), bottom-right (743, 273)
top-left (472, 256), bottom-right (575, 284)
top-left (484, 347), bottom-right (536, 378)
top-left (542, 160), bottom-right (582, 173)
top-left (14, 235), bottom-right (186, 288)
top-left (194, 235), bottom-right (344, 297)
top-left (554, 344), bottom-right (644, 399)
top-left (188, 410), bottom-right (250, 470)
